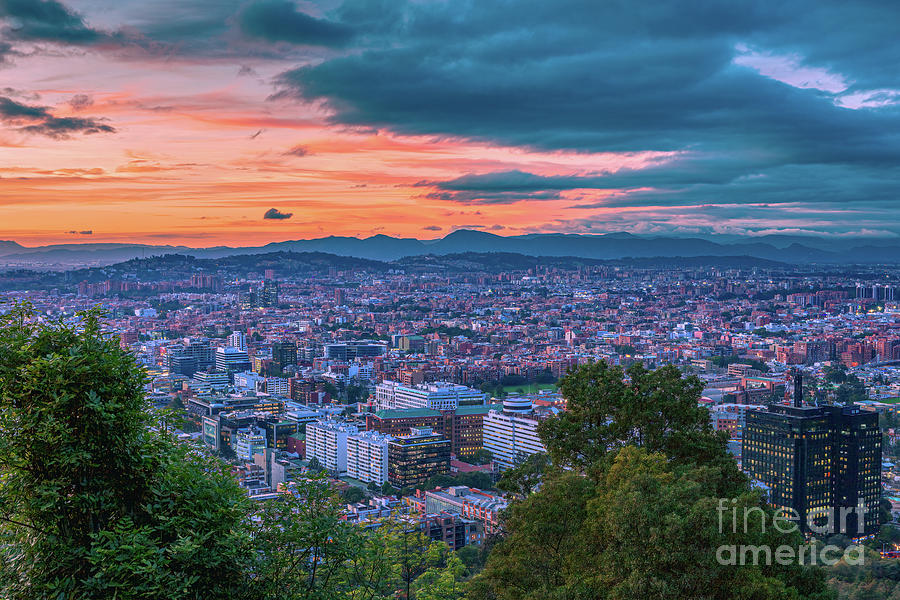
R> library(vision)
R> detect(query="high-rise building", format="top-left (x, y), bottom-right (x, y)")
top-left (347, 430), bottom-right (392, 485)
top-left (306, 420), bottom-right (359, 475)
top-left (387, 427), bottom-right (451, 488)
top-left (334, 288), bottom-right (345, 305)
top-left (271, 341), bottom-right (298, 373)
top-left (366, 403), bottom-right (502, 458)
top-left (742, 400), bottom-right (881, 536)
top-left (227, 331), bottom-right (247, 351)
top-left (233, 427), bottom-right (267, 461)
top-left (482, 399), bottom-right (547, 471)
top-left (259, 279), bottom-right (279, 308)
top-left (215, 346), bottom-right (251, 374)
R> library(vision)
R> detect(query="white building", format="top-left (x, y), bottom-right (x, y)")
top-left (233, 371), bottom-right (264, 392)
top-left (346, 430), bottom-right (393, 485)
top-left (306, 420), bottom-right (359, 475)
top-left (215, 346), bottom-right (250, 372)
top-left (227, 330), bottom-right (247, 351)
top-left (483, 399), bottom-right (546, 471)
top-left (375, 380), bottom-right (485, 411)
top-left (265, 377), bottom-right (290, 397)
top-left (233, 426), bottom-right (267, 461)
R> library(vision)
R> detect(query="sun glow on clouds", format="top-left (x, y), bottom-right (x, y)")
top-left (0, 49), bottom-right (672, 246)
top-left (2, 0), bottom-right (900, 244)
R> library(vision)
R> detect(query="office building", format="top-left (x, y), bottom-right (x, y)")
top-left (215, 346), bottom-right (251, 375)
top-left (366, 403), bottom-right (502, 458)
top-left (483, 398), bottom-right (546, 471)
top-left (323, 341), bottom-right (387, 361)
top-left (233, 427), bottom-right (267, 461)
top-left (375, 380), bottom-right (486, 411)
top-left (227, 331), bottom-right (247, 352)
top-left (387, 427), bottom-right (451, 488)
top-left (424, 486), bottom-right (507, 537)
top-left (271, 341), bottom-right (298, 373)
top-left (742, 379), bottom-right (881, 536)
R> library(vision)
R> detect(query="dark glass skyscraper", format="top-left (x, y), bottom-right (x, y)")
top-left (742, 403), bottom-right (881, 536)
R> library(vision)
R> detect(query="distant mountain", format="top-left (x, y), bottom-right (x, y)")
top-left (1, 231), bottom-right (898, 268)
top-left (0, 241), bottom-right (25, 255)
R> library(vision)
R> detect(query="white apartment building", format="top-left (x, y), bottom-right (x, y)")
top-left (346, 430), bottom-right (393, 485)
top-left (483, 399), bottom-right (546, 471)
top-left (306, 420), bottom-right (359, 475)
top-left (227, 330), bottom-right (247, 351)
top-left (265, 377), bottom-right (290, 397)
top-left (375, 380), bottom-right (485, 411)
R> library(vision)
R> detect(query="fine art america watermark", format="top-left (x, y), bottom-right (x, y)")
top-left (715, 499), bottom-right (868, 566)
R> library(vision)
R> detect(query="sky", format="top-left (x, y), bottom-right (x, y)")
top-left (1, 0), bottom-right (899, 247)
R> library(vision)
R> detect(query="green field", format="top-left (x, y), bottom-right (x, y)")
top-left (502, 383), bottom-right (558, 395)
top-left (879, 397), bottom-right (900, 404)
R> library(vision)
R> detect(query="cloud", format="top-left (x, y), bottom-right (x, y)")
top-left (269, 0), bottom-right (900, 230)
top-left (237, 0), bottom-right (352, 47)
top-left (422, 225), bottom-right (441, 231)
top-left (67, 94), bottom-right (93, 110)
top-left (0, 95), bottom-right (116, 138)
top-left (283, 144), bottom-right (309, 157)
top-left (263, 207), bottom-right (293, 220)
top-left (0, 0), bottom-right (101, 44)
top-left (66, 229), bottom-right (92, 235)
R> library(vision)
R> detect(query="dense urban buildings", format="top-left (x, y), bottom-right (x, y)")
top-left (5, 251), bottom-right (900, 557)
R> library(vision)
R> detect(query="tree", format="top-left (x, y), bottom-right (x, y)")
top-left (473, 447), bottom-right (833, 600)
top-left (540, 361), bottom-right (743, 495)
top-left (343, 486), bottom-right (366, 504)
top-left (468, 449), bottom-right (494, 465)
top-left (307, 456), bottom-right (324, 473)
top-left (0, 306), bottom-right (251, 599)
top-left (473, 361), bottom-right (834, 600)
top-left (249, 478), bottom-right (367, 599)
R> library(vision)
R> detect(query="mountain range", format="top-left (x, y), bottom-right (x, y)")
top-left (1, 230), bottom-right (899, 267)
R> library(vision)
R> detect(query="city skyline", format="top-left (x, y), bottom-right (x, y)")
top-left (1, 0), bottom-right (899, 246)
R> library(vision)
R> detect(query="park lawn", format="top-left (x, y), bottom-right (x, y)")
top-left (502, 382), bottom-right (558, 394)
top-left (879, 397), bottom-right (900, 404)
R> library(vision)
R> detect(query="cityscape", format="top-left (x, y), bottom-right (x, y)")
top-left (3, 0), bottom-right (900, 598)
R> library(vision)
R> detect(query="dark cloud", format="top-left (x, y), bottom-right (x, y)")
top-left (0, 0), bottom-right (101, 44)
top-left (263, 207), bottom-right (293, 220)
top-left (0, 96), bottom-right (115, 139)
top-left (67, 94), bottom-right (93, 110)
top-left (422, 225), bottom-right (441, 231)
top-left (0, 40), bottom-right (17, 63)
top-left (66, 229), bottom-right (92, 235)
top-left (270, 0), bottom-right (900, 231)
top-left (283, 144), bottom-right (309, 157)
top-left (237, 0), bottom-right (352, 47)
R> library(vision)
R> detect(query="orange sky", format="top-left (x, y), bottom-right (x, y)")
top-left (4, 0), bottom-right (897, 246)
top-left (0, 51), bottom-right (671, 247)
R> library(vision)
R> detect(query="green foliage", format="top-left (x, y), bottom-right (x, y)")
top-left (0, 306), bottom-right (469, 600)
top-left (468, 448), bottom-right (494, 466)
top-left (342, 486), bottom-right (366, 504)
top-left (541, 361), bottom-right (743, 494)
top-left (474, 447), bottom-right (833, 600)
top-left (496, 452), bottom-right (549, 498)
top-left (0, 305), bottom-right (251, 599)
top-left (710, 354), bottom-right (770, 373)
top-left (474, 361), bottom-right (833, 600)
